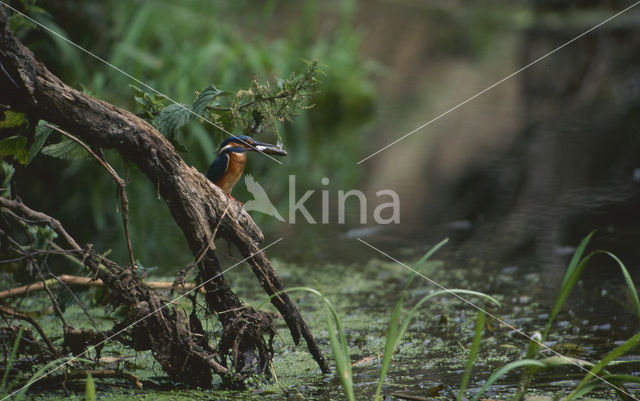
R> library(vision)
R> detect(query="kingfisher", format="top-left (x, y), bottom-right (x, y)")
top-left (206, 135), bottom-right (287, 197)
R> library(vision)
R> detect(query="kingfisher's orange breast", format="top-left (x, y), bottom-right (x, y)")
top-left (214, 152), bottom-right (246, 194)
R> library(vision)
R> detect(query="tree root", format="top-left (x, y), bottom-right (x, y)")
top-left (0, 4), bottom-right (328, 387)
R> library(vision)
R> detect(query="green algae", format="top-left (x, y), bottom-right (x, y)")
top-left (4, 253), bottom-right (638, 400)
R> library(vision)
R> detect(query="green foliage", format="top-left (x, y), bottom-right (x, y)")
top-left (260, 242), bottom-right (500, 401)
top-left (257, 287), bottom-right (354, 401)
top-left (0, 136), bottom-right (29, 164)
top-left (493, 232), bottom-right (640, 401)
top-left (28, 123), bottom-right (53, 164)
top-left (471, 360), bottom-right (545, 401)
top-left (8, 0), bottom-right (376, 276)
top-left (0, 115), bottom-right (53, 165)
top-left (568, 374), bottom-right (640, 400)
top-left (149, 60), bottom-right (319, 150)
top-left (12, 356), bottom-right (84, 399)
top-left (565, 333), bottom-right (640, 401)
top-left (524, 232), bottom-right (640, 362)
top-left (374, 239), bottom-right (500, 400)
top-left (0, 111), bottom-right (26, 128)
top-left (0, 326), bottom-right (24, 393)
top-left (0, 111), bottom-right (31, 164)
top-left (190, 85), bottom-right (224, 115)
top-left (85, 373), bottom-right (96, 401)
top-left (152, 103), bottom-right (192, 150)
top-left (0, 116), bottom-right (53, 165)
top-left (0, 160), bottom-right (15, 197)
top-left (259, 240), bottom-right (499, 401)
top-left (27, 224), bottom-right (58, 249)
top-left (457, 311), bottom-right (485, 401)
top-left (42, 136), bottom-right (88, 160)
top-left (131, 84), bottom-right (167, 118)
top-left (230, 61), bottom-right (319, 140)
top-left (322, 292), bottom-right (354, 401)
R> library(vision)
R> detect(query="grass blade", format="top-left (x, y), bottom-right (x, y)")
top-left (1, 326), bottom-right (24, 391)
top-left (374, 238), bottom-right (449, 400)
top-left (457, 311), bottom-right (485, 401)
top-left (561, 230), bottom-right (595, 289)
top-left (256, 286), bottom-right (354, 401)
top-left (376, 289), bottom-right (500, 400)
top-left (85, 373), bottom-right (96, 401)
top-left (401, 238), bottom-right (449, 292)
top-left (570, 374), bottom-right (640, 400)
top-left (565, 332), bottom-right (640, 401)
top-left (471, 360), bottom-right (545, 401)
top-left (326, 307), bottom-right (354, 401)
top-left (600, 251), bottom-right (640, 320)
top-left (13, 356), bottom-right (83, 400)
top-left (400, 290), bottom-right (501, 342)
top-left (374, 295), bottom-right (403, 400)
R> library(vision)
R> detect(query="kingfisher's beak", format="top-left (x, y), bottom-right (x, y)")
top-left (251, 141), bottom-right (288, 156)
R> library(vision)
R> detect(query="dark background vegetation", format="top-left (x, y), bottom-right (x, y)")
top-left (2, 0), bottom-right (640, 399)
top-left (5, 0), bottom-right (640, 279)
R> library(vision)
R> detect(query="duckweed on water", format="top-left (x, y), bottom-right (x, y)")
top-left (6, 235), bottom-right (640, 400)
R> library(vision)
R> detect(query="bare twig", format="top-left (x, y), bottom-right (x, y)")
top-left (0, 11), bottom-right (329, 375)
top-left (182, 202), bottom-right (232, 282)
top-left (34, 264), bottom-right (68, 327)
top-left (0, 274), bottom-right (201, 298)
top-left (0, 196), bottom-right (233, 386)
top-left (205, 91), bottom-right (290, 112)
top-left (49, 272), bottom-right (99, 329)
top-left (38, 369), bottom-right (143, 389)
top-left (44, 123), bottom-right (136, 271)
top-left (0, 304), bottom-right (58, 355)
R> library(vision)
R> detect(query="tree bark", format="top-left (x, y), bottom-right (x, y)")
top-left (0, 6), bottom-right (328, 381)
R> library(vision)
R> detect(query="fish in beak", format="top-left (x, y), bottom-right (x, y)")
top-left (250, 141), bottom-right (288, 156)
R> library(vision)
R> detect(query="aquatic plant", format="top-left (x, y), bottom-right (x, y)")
top-left (0, 326), bottom-right (23, 397)
top-left (469, 232), bottom-right (640, 401)
top-left (261, 239), bottom-right (500, 401)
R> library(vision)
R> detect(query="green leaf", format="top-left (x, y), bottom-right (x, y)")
top-left (256, 287), bottom-right (354, 401)
top-left (561, 231), bottom-right (595, 288)
top-left (0, 161), bottom-right (15, 197)
top-left (375, 238), bottom-right (450, 400)
top-left (130, 84), bottom-right (166, 117)
top-left (569, 374), bottom-right (640, 400)
top-left (191, 85), bottom-right (223, 115)
top-left (472, 360), bottom-right (546, 401)
top-left (26, 123), bottom-right (52, 165)
top-left (42, 137), bottom-right (87, 159)
top-left (85, 373), bottom-right (96, 401)
top-left (457, 311), bottom-right (485, 401)
top-left (402, 238), bottom-right (449, 292)
top-left (153, 103), bottom-right (191, 139)
top-left (0, 136), bottom-right (29, 164)
top-left (1, 326), bottom-right (23, 390)
top-left (565, 332), bottom-right (640, 400)
top-left (599, 251), bottom-right (640, 320)
top-left (0, 111), bottom-right (26, 129)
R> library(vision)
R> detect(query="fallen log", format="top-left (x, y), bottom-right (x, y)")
top-left (0, 4), bottom-right (327, 383)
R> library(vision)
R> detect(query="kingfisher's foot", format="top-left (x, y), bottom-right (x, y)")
top-left (226, 193), bottom-right (243, 205)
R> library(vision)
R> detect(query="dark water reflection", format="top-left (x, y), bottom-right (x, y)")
top-left (249, 1), bottom-right (640, 397)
